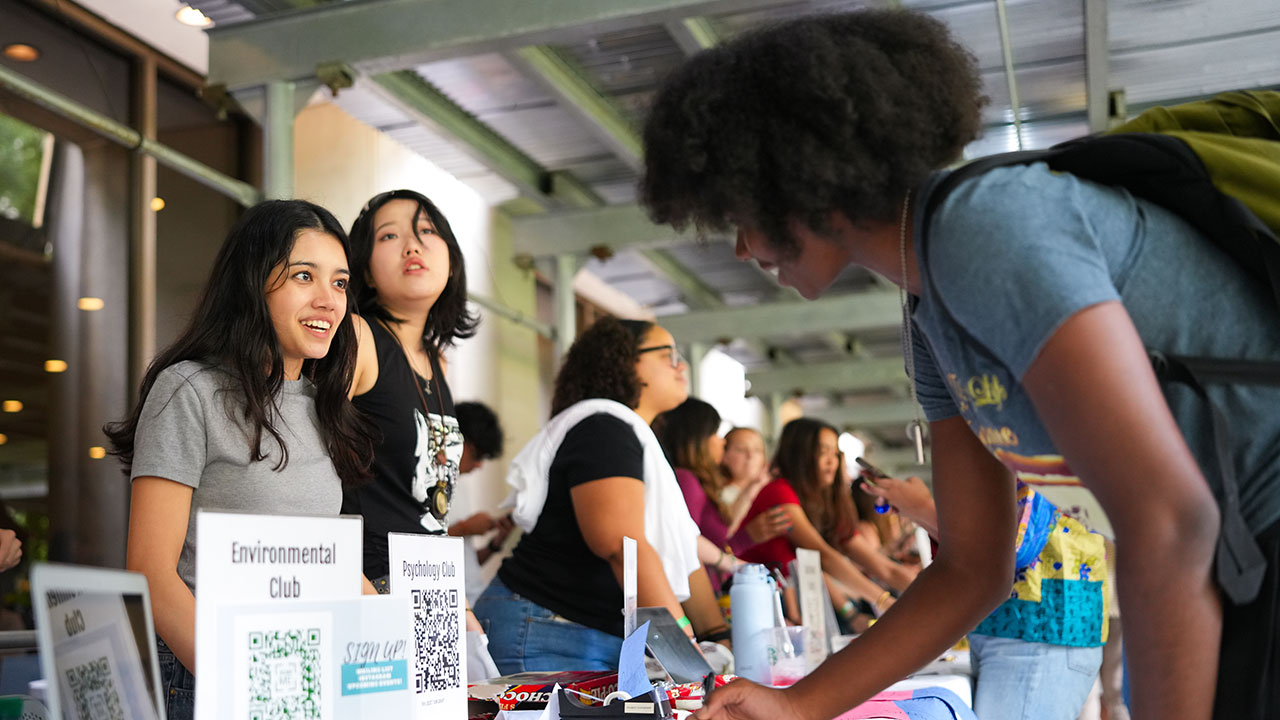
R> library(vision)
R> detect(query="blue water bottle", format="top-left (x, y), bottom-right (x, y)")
top-left (730, 563), bottom-right (777, 683)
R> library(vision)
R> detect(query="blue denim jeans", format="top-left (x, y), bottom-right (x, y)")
top-left (473, 578), bottom-right (623, 676)
top-left (969, 633), bottom-right (1101, 720)
top-left (156, 637), bottom-right (194, 720)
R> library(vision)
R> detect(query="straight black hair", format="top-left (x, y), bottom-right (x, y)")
top-left (105, 199), bottom-right (375, 488)
top-left (348, 190), bottom-right (478, 359)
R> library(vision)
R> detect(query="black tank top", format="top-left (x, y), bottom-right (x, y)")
top-left (341, 318), bottom-right (461, 579)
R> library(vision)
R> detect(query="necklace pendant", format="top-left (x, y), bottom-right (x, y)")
top-left (909, 420), bottom-right (926, 465)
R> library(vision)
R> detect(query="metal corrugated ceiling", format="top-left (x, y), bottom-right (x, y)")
top-left (187, 0), bottom-right (1280, 449)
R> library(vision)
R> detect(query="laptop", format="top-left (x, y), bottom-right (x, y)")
top-left (31, 563), bottom-right (166, 720)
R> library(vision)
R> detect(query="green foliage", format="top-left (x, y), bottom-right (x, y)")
top-left (0, 114), bottom-right (49, 225)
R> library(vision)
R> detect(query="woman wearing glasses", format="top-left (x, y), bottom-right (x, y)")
top-left (474, 317), bottom-right (729, 673)
top-left (340, 190), bottom-right (478, 590)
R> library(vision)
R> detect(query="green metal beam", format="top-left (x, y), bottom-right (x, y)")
top-left (1084, 0), bottom-right (1111, 132)
top-left (509, 47), bottom-right (644, 169)
top-left (635, 250), bottom-right (723, 310)
top-left (658, 289), bottom-right (902, 344)
top-left (509, 43), bottom-right (737, 326)
top-left (666, 17), bottom-right (721, 54)
top-left (366, 71), bottom-right (601, 209)
top-left (813, 399), bottom-right (924, 430)
top-left (208, 0), bottom-right (796, 90)
top-left (747, 357), bottom-right (906, 397)
top-left (512, 203), bottom-right (707, 257)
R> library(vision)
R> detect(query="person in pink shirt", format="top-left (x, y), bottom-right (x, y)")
top-left (653, 399), bottom-right (788, 588)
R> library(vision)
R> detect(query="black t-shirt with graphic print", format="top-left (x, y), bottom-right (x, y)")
top-left (342, 318), bottom-right (461, 580)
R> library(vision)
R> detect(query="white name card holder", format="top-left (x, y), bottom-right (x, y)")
top-left (795, 547), bottom-right (828, 664)
top-left (194, 510), bottom-right (364, 720)
top-left (388, 532), bottom-right (468, 719)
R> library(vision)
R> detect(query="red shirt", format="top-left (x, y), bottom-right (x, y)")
top-left (738, 477), bottom-right (802, 575)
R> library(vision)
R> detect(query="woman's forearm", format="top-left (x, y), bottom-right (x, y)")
top-left (681, 566), bottom-right (727, 636)
top-left (820, 547), bottom-right (887, 607)
top-left (696, 534), bottom-right (726, 569)
top-left (609, 539), bottom-right (686, 634)
top-left (784, 555), bottom-right (1008, 720)
top-left (1115, 503), bottom-right (1219, 719)
top-left (724, 482), bottom-right (767, 537)
top-left (147, 571), bottom-right (197, 672)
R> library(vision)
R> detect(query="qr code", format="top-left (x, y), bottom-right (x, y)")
top-left (247, 628), bottom-right (322, 720)
top-left (411, 588), bottom-right (460, 692)
top-left (64, 656), bottom-right (124, 720)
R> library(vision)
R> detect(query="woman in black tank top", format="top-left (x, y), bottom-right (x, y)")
top-left (341, 190), bottom-right (478, 586)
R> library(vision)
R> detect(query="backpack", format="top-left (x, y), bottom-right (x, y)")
top-left (919, 90), bottom-right (1280, 605)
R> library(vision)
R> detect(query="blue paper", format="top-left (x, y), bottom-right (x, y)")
top-left (618, 620), bottom-right (652, 699)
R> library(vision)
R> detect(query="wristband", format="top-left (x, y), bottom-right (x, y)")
top-left (700, 627), bottom-right (732, 644)
top-left (676, 615), bottom-right (692, 630)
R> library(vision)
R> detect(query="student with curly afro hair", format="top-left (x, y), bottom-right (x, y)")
top-left (474, 317), bottom-right (728, 673)
top-left (642, 9), bottom-right (1280, 720)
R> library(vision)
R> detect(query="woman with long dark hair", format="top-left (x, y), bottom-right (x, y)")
top-left (339, 190), bottom-right (478, 589)
top-left (737, 418), bottom-right (895, 615)
top-left (109, 200), bottom-right (375, 719)
top-left (779, 420), bottom-right (919, 594)
top-left (475, 317), bottom-right (727, 673)
top-left (653, 400), bottom-right (782, 588)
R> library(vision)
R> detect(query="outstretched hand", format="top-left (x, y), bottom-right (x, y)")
top-left (859, 475), bottom-right (937, 532)
top-left (0, 529), bottom-right (21, 573)
top-left (744, 506), bottom-right (791, 544)
top-left (694, 679), bottom-right (803, 720)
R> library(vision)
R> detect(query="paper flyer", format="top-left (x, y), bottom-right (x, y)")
top-left (388, 532), bottom-right (468, 719)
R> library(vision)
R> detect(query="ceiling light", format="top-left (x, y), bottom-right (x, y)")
top-left (175, 5), bottom-right (214, 28)
top-left (2, 44), bottom-right (40, 62)
top-left (1, 401), bottom-right (21, 413)
top-left (78, 297), bottom-right (104, 311)
top-left (45, 359), bottom-right (67, 373)
top-left (88, 446), bottom-right (107, 459)
top-left (150, 197), bottom-right (166, 212)
top-left (0, 434), bottom-right (7, 446)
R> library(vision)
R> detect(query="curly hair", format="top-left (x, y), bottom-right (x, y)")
top-left (455, 401), bottom-right (504, 459)
top-left (640, 9), bottom-right (987, 257)
top-left (550, 317), bottom-right (653, 416)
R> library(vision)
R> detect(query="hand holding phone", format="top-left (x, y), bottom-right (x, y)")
top-left (855, 457), bottom-right (889, 483)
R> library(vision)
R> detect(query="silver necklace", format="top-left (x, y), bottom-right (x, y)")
top-left (898, 190), bottom-right (927, 465)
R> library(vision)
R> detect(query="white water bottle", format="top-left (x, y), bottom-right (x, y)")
top-left (730, 563), bottom-right (777, 683)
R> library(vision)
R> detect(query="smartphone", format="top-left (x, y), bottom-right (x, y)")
top-left (855, 456), bottom-right (889, 483)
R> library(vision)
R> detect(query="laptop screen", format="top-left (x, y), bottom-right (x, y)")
top-left (33, 565), bottom-right (165, 720)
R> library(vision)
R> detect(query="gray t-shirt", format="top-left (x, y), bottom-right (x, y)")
top-left (130, 360), bottom-right (343, 590)
top-left (910, 163), bottom-right (1280, 538)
